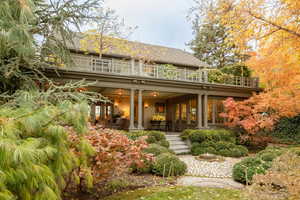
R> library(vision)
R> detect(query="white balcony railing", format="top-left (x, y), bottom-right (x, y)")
top-left (60, 54), bottom-right (259, 88)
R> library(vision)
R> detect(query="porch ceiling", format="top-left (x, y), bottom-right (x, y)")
top-left (88, 87), bottom-right (186, 99)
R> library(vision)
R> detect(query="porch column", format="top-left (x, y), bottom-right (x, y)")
top-left (178, 103), bottom-right (182, 130)
top-left (186, 100), bottom-right (191, 125)
top-left (137, 89), bottom-right (144, 130)
top-left (212, 100), bottom-right (216, 125)
top-left (204, 93), bottom-right (208, 128)
top-left (129, 88), bottom-right (136, 130)
top-left (197, 93), bottom-right (203, 129)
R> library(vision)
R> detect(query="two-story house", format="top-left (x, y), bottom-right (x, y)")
top-left (46, 34), bottom-right (260, 131)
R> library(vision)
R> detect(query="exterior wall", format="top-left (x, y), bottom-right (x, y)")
top-left (143, 98), bottom-right (167, 129)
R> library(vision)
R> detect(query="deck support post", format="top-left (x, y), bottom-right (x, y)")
top-left (197, 93), bottom-right (203, 129)
top-left (212, 100), bottom-right (216, 125)
top-left (204, 93), bottom-right (208, 128)
top-left (129, 88), bottom-right (136, 131)
top-left (186, 100), bottom-right (191, 125)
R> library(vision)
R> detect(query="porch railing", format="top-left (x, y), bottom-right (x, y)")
top-left (59, 54), bottom-right (259, 88)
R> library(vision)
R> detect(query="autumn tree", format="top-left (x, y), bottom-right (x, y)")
top-left (215, 0), bottom-right (300, 134)
top-left (80, 7), bottom-right (140, 59)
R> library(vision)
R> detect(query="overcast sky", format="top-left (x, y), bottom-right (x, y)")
top-left (105, 0), bottom-right (195, 51)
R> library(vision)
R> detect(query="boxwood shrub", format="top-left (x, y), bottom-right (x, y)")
top-left (233, 147), bottom-right (285, 183)
top-left (152, 153), bottom-right (187, 177)
top-left (233, 157), bottom-right (272, 184)
top-left (188, 129), bottom-right (236, 144)
top-left (190, 140), bottom-right (248, 157)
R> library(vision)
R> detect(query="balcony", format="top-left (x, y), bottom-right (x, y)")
top-left (60, 54), bottom-right (259, 88)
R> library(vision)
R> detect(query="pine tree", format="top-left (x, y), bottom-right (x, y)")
top-left (189, 20), bottom-right (248, 69)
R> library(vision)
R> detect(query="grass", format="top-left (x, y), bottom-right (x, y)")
top-left (103, 186), bottom-right (245, 200)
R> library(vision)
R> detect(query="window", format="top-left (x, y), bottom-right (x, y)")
top-left (155, 103), bottom-right (165, 113)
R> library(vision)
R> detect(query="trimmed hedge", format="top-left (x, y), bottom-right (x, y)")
top-left (191, 141), bottom-right (248, 157)
top-left (232, 147), bottom-right (285, 183)
top-left (152, 153), bottom-right (187, 177)
top-left (186, 129), bottom-right (247, 158)
top-left (187, 129), bottom-right (236, 143)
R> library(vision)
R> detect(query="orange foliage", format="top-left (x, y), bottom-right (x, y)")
top-left (217, 0), bottom-right (300, 133)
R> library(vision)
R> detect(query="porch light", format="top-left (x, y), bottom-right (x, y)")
top-left (116, 89), bottom-right (124, 96)
top-left (151, 92), bottom-right (159, 97)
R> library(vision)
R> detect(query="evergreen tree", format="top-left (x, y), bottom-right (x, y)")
top-left (0, 0), bottom-right (101, 93)
top-left (189, 20), bottom-right (248, 69)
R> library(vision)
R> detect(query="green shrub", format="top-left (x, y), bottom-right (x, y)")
top-left (131, 158), bottom-right (153, 174)
top-left (157, 139), bottom-right (170, 148)
top-left (180, 129), bottom-right (195, 140)
top-left (233, 157), bottom-right (271, 184)
top-left (124, 131), bottom-right (148, 140)
top-left (272, 115), bottom-right (300, 143)
top-left (144, 144), bottom-right (174, 156)
top-left (188, 129), bottom-right (236, 143)
top-left (257, 147), bottom-right (284, 161)
top-left (199, 141), bottom-right (216, 148)
top-left (190, 140), bottom-right (248, 157)
top-left (146, 131), bottom-right (166, 143)
top-left (152, 153), bottom-right (187, 177)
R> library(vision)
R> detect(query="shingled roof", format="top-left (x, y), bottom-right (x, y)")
top-left (67, 33), bottom-right (209, 68)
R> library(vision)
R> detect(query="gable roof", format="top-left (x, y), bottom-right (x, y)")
top-left (67, 33), bottom-right (210, 68)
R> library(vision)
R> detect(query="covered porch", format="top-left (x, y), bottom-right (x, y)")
top-left (89, 87), bottom-right (227, 131)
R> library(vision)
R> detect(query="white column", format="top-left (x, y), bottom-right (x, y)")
top-left (204, 93), bottom-right (208, 128)
top-left (137, 89), bottom-right (144, 130)
top-left (197, 93), bottom-right (203, 129)
top-left (129, 88), bottom-right (136, 130)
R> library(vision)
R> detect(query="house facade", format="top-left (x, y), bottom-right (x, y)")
top-left (47, 35), bottom-right (260, 131)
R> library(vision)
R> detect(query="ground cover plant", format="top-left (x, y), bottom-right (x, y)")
top-left (183, 129), bottom-right (248, 157)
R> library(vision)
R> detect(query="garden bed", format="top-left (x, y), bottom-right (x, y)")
top-left (63, 174), bottom-right (176, 200)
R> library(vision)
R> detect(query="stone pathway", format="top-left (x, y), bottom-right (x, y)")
top-left (177, 177), bottom-right (244, 189)
top-left (177, 155), bottom-right (244, 189)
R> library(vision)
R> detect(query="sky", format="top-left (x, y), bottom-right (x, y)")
top-left (105, 0), bottom-right (196, 51)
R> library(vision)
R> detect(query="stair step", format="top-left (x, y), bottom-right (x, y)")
top-left (169, 141), bottom-right (187, 145)
top-left (173, 149), bottom-right (190, 154)
top-left (170, 144), bottom-right (189, 148)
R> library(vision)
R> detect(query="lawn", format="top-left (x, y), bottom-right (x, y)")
top-left (103, 186), bottom-right (245, 200)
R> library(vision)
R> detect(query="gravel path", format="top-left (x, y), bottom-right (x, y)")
top-left (177, 155), bottom-right (244, 189)
top-left (178, 155), bottom-right (242, 178)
